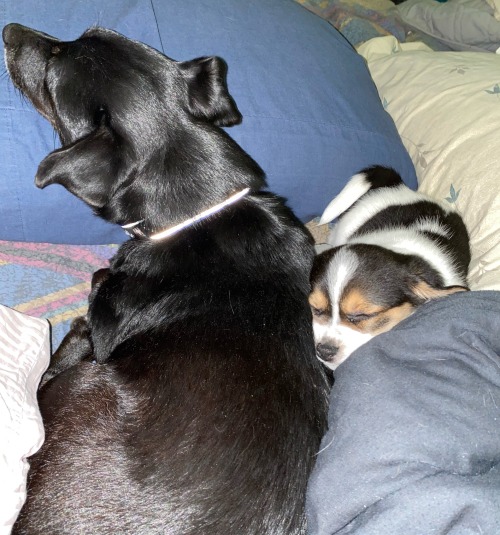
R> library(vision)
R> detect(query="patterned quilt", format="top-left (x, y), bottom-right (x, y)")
top-left (0, 241), bottom-right (117, 350)
top-left (296, 0), bottom-right (451, 49)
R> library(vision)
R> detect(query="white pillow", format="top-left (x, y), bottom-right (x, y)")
top-left (0, 305), bottom-right (49, 534)
top-left (358, 36), bottom-right (500, 291)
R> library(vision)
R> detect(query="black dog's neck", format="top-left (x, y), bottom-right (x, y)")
top-left (111, 191), bottom-right (314, 289)
top-left (98, 125), bottom-right (266, 235)
top-left (121, 186), bottom-right (251, 241)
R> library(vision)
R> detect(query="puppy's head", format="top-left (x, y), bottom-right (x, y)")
top-left (309, 244), bottom-right (467, 370)
top-left (3, 24), bottom-right (260, 227)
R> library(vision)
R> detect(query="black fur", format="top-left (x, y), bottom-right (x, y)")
top-left (3, 23), bottom-right (329, 534)
top-left (360, 165), bottom-right (402, 190)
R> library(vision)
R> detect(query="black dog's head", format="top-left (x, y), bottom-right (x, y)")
top-left (3, 24), bottom-right (264, 230)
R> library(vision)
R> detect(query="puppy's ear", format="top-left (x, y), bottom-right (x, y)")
top-left (178, 56), bottom-right (242, 127)
top-left (411, 282), bottom-right (469, 301)
top-left (406, 257), bottom-right (469, 302)
top-left (35, 126), bottom-right (120, 208)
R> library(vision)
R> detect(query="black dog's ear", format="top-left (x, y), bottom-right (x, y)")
top-left (35, 126), bottom-right (120, 208)
top-left (178, 56), bottom-right (242, 127)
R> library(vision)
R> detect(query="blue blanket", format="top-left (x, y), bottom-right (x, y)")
top-left (307, 291), bottom-right (500, 534)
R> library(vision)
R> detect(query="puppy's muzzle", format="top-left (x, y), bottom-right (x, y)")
top-left (316, 343), bottom-right (338, 363)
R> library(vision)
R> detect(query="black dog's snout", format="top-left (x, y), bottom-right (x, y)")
top-left (316, 343), bottom-right (338, 362)
top-left (2, 23), bottom-right (59, 48)
top-left (3, 23), bottom-right (28, 46)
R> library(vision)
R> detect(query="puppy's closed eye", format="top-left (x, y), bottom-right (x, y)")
top-left (311, 307), bottom-right (327, 318)
top-left (344, 312), bottom-right (377, 325)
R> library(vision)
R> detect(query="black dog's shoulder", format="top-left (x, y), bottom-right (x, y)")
top-left (90, 192), bottom-right (315, 364)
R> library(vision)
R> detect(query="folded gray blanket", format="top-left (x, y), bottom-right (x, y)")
top-left (307, 291), bottom-right (500, 534)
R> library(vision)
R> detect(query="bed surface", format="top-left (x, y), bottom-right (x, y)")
top-left (1, 2), bottom-right (499, 533)
top-left (298, 0), bottom-right (500, 51)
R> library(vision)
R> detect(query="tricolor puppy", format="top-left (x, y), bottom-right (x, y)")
top-left (310, 166), bottom-right (471, 370)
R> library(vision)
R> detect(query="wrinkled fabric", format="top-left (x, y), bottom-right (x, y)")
top-left (0, 306), bottom-right (49, 535)
top-left (307, 291), bottom-right (500, 535)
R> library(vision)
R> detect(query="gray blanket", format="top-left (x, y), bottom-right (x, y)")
top-left (307, 291), bottom-right (500, 534)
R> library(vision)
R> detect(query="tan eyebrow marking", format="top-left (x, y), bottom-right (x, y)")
top-left (341, 300), bottom-right (415, 333)
top-left (309, 288), bottom-right (329, 312)
top-left (340, 288), bottom-right (384, 316)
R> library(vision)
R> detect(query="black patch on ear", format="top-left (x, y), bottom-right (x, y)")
top-left (405, 256), bottom-right (469, 303)
top-left (178, 56), bottom-right (242, 127)
top-left (35, 125), bottom-right (120, 208)
top-left (406, 256), bottom-right (444, 289)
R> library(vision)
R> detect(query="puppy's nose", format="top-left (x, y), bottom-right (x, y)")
top-left (316, 343), bottom-right (338, 362)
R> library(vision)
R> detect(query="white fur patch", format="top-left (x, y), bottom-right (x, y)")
top-left (319, 173), bottom-right (371, 225)
top-left (326, 248), bottom-right (359, 323)
top-left (327, 184), bottom-right (453, 247)
top-left (412, 217), bottom-right (452, 238)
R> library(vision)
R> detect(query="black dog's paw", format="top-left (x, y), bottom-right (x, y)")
top-left (68, 315), bottom-right (90, 334)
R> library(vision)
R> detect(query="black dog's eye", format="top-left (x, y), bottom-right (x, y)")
top-left (93, 107), bottom-right (109, 126)
top-left (311, 307), bottom-right (325, 317)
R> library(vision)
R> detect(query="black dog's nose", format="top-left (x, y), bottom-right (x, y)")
top-left (316, 343), bottom-right (338, 362)
top-left (3, 23), bottom-right (59, 47)
top-left (3, 23), bottom-right (27, 46)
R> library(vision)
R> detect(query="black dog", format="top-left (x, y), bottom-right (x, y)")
top-left (3, 24), bottom-right (329, 534)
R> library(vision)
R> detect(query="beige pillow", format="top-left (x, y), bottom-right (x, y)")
top-left (0, 306), bottom-right (49, 534)
top-left (358, 37), bottom-right (500, 290)
top-left (486, 0), bottom-right (500, 21)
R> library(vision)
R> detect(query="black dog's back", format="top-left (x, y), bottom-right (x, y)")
top-left (16, 198), bottom-right (328, 535)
